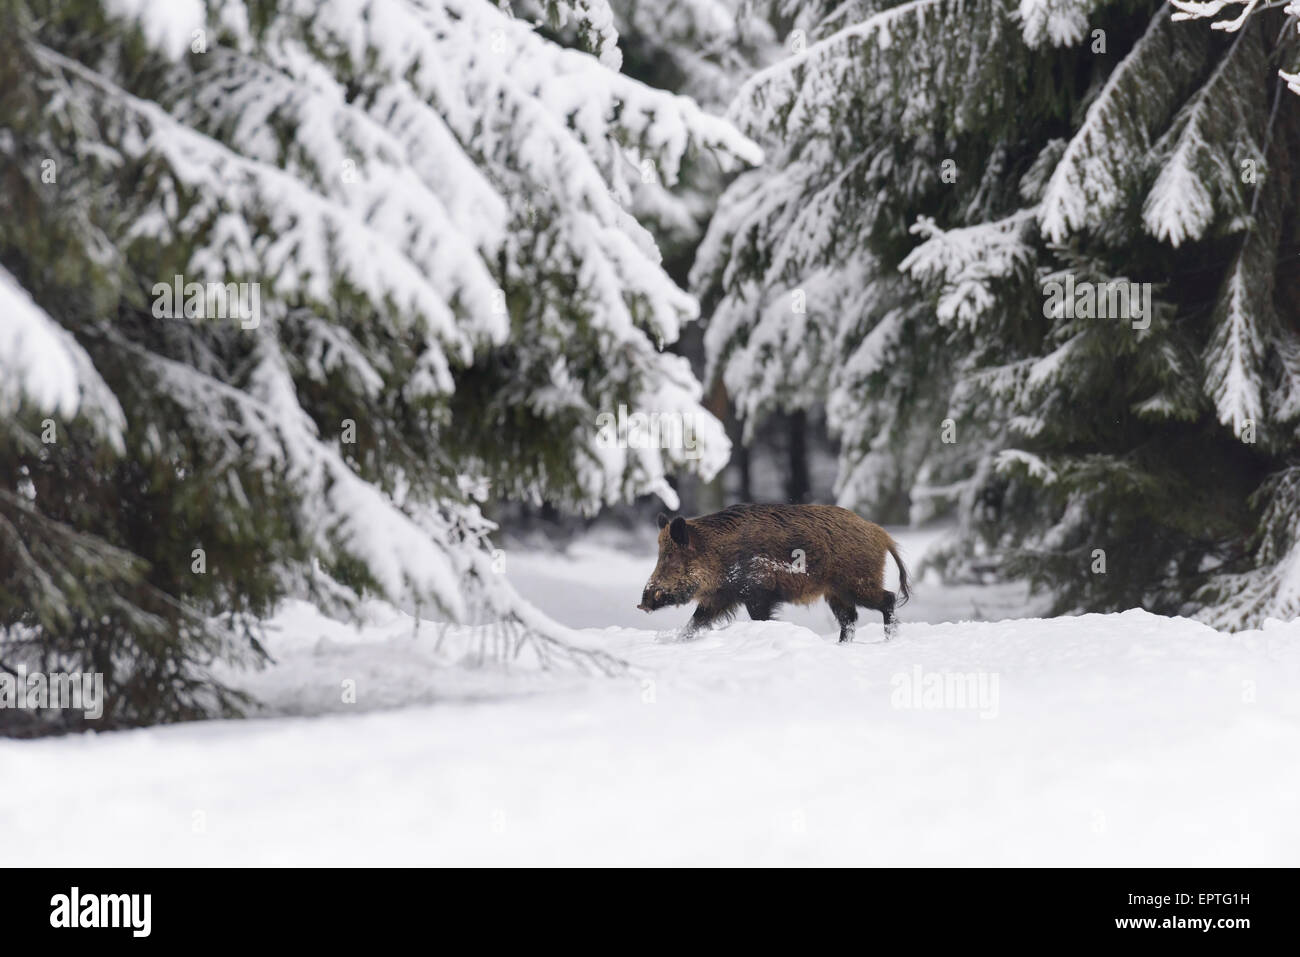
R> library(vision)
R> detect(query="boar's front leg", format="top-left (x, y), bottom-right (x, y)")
top-left (744, 592), bottom-right (779, 621)
top-left (680, 597), bottom-right (734, 640)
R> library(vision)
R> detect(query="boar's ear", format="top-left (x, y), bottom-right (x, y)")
top-left (656, 512), bottom-right (670, 530)
top-left (668, 516), bottom-right (690, 547)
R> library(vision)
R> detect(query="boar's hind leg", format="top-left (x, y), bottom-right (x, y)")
top-left (828, 595), bottom-right (858, 643)
top-left (879, 591), bottom-right (897, 639)
top-left (853, 585), bottom-right (898, 639)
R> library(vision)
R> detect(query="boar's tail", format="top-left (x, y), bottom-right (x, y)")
top-left (887, 541), bottom-right (910, 606)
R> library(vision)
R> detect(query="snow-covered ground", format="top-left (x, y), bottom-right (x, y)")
top-left (4, 530), bottom-right (1299, 866)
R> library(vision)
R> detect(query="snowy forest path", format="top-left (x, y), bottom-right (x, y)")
top-left (5, 585), bottom-right (1298, 866)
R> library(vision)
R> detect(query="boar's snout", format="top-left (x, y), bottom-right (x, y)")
top-left (638, 585), bottom-right (666, 612)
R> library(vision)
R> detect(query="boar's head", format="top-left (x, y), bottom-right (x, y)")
top-left (638, 513), bottom-right (701, 612)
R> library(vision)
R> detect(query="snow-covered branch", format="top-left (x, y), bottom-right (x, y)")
top-left (1170, 0), bottom-right (1300, 95)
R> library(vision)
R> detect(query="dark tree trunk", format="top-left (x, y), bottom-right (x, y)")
top-left (736, 443), bottom-right (752, 503)
top-left (696, 377), bottom-right (730, 512)
top-left (786, 410), bottom-right (810, 504)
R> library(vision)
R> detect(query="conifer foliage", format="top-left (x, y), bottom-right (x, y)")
top-left (695, 0), bottom-right (1300, 626)
top-left (0, 0), bottom-right (758, 730)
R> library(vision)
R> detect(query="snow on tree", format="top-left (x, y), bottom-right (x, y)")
top-left (0, 0), bottom-right (757, 729)
top-left (606, 0), bottom-right (777, 109)
top-left (695, 0), bottom-right (1051, 522)
top-left (1017, 0), bottom-right (1107, 47)
top-left (696, 0), bottom-right (1300, 626)
top-left (1170, 0), bottom-right (1300, 95)
top-left (559, 0), bottom-right (782, 257)
top-left (1038, 13), bottom-right (1212, 244)
top-left (0, 266), bottom-right (125, 445)
top-left (1141, 20), bottom-right (1270, 246)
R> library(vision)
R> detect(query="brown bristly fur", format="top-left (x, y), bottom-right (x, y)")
top-left (638, 503), bottom-right (910, 642)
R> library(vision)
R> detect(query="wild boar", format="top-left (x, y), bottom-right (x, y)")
top-left (638, 503), bottom-right (910, 642)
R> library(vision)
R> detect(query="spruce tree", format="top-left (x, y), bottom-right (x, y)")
top-left (0, 0), bottom-right (758, 730)
top-left (695, 0), bottom-right (1300, 626)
